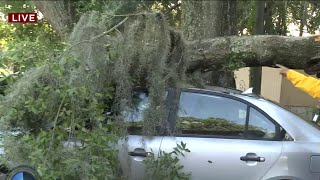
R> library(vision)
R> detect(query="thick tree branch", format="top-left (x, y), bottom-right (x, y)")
top-left (185, 35), bottom-right (320, 73)
top-left (30, 2), bottom-right (320, 76)
top-left (32, 0), bottom-right (78, 38)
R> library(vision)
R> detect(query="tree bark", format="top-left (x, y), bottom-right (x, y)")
top-left (264, 1), bottom-right (275, 35)
top-left (250, 1), bottom-right (265, 95)
top-left (182, 1), bottom-right (221, 41)
top-left (213, 1), bottom-right (238, 88)
top-left (299, 1), bottom-right (308, 37)
top-left (255, 1), bottom-right (265, 35)
top-left (182, 0), bottom-right (237, 88)
top-left (281, 1), bottom-right (287, 36)
top-left (32, 0), bottom-right (78, 38)
top-left (185, 35), bottom-right (320, 73)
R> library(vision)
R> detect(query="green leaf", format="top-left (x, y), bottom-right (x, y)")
top-left (31, 106), bottom-right (37, 113)
top-left (81, 127), bottom-right (88, 132)
top-left (181, 141), bottom-right (186, 149)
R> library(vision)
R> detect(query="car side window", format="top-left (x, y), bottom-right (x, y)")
top-left (176, 92), bottom-right (248, 137)
top-left (247, 108), bottom-right (276, 139)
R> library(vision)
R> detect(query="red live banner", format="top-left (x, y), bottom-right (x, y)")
top-left (8, 13), bottom-right (37, 23)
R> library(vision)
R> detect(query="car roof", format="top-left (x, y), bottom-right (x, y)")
top-left (183, 87), bottom-right (320, 142)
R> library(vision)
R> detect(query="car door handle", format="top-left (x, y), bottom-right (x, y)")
top-left (240, 153), bottom-right (265, 162)
top-left (128, 148), bottom-right (148, 157)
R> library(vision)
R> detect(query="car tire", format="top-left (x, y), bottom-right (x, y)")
top-left (5, 165), bottom-right (40, 180)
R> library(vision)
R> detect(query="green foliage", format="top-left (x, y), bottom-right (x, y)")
top-left (144, 141), bottom-right (191, 180)
top-left (237, 1), bottom-right (255, 35)
top-left (0, 1), bottom-right (35, 15)
top-left (0, 70), bottom-right (19, 96)
top-left (149, 0), bottom-right (181, 28)
top-left (222, 52), bottom-right (249, 71)
top-left (75, 0), bottom-right (109, 14)
top-left (0, 10), bottom-right (119, 179)
top-left (237, 1), bottom-right (320, 36)
top-left (1, 127), bottom-right (119, 180)
top-left (0, 8), bottom-right (187, 179)
top-left (0, 1), bottom-right (63, 70)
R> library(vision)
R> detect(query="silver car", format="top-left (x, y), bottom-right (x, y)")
top-left (117, 87), bottom-right (320, 180)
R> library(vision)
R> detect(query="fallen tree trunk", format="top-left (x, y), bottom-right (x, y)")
top-left (185, 35), bottom-right (320, 73)
top-left (30, 1), bottom-right (320, 75)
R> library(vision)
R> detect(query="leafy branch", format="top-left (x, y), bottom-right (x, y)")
top-left (144, 141), bottom-right (191, 180)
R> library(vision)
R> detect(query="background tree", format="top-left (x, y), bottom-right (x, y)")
top-left (0, 1), bottom-right (63, 95)
top-left (182, 0), bottom-right (238, 88)
top-left (249, 0), bottom-right (265, 95)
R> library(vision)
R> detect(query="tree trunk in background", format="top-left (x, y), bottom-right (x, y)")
top-left (31, 0), bottom-right (78, 38)
top-left (264, 1), bottom-right (274, 35)
top-left (250, 1), bottom-right (265, 95)
top-left (281, 1), bottom-right (288, 36)
top-left (209, 1), bottom-right (238, 88)
top-left (299, 1), bottom-right (308, 36)
top-left (276, 1), bottom-right (288, 36)
top-left (255, 1), bottom-right (265, 35)
top-left (182, 0), bottom-right (237, 88)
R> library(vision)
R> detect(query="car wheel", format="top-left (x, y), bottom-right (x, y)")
top-left (6, 165), bottom-right (40, 180)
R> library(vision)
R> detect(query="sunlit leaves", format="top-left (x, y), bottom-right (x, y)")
top-left (144, 141), bottom-right (191, 180)
top-left (0, 1), bottom-right (63, 74)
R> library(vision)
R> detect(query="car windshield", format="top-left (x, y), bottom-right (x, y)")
top-left (122, 91), bottom-right (149, 122)
top-left (122, 90), bottom-right (168, 122)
